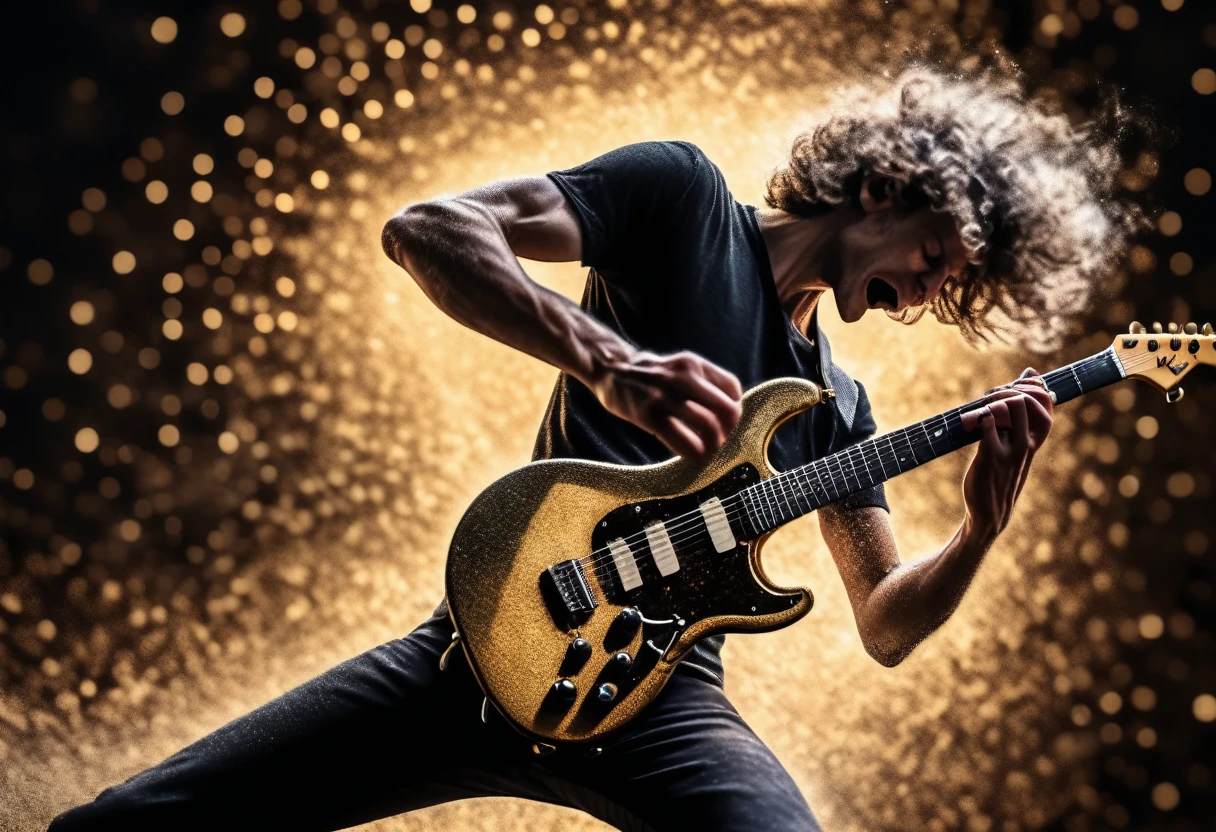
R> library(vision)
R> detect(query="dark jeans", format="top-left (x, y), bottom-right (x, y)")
top-left (48, 614), bottom-right (820, 832)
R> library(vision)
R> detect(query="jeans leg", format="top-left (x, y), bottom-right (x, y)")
top-left (537, 670), bottom-right (822, 832)
top-left (46, 616), bottom-right (514, 832)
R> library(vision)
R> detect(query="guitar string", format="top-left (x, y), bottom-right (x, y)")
top-left (574, 352), bottom-right (1123, 577)
top-left (573, 348), bottom-right (1190, 579)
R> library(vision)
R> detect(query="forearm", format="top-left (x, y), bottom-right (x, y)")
top-left (381, 199), bottom-right (632, 388)
top-left (858, 514), bottom-right (996, 666)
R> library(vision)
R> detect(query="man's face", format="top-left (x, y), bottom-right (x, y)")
top-left (832, 194), bottom-right (970, 325)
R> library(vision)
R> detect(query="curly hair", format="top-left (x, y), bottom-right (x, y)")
top-left (765, 66), bottom-right (1147, 348)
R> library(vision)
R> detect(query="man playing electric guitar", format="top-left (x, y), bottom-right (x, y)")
top-left (52, 68), bottom-right (1139, 832)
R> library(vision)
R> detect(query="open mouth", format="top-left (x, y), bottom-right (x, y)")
top-left (865, 276), bottom-right (898, 310)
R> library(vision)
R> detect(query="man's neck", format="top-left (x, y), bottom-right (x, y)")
top-left (754, 206), bottom-right (856, 335)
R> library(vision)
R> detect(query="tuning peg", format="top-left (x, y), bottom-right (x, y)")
top-left (1168, 322), bottom-right (1180, 334)
top-left (1129, 320), bottom-right (1144, 334)
top-left (1166, 388), bottom-right (1184, 404)
top-left (1185, 322), bottom-right (1198, 335)
top-left (1152, 322), bottom-right (1163, 333)
top-left (1204, 323), bottom-right (1213, 336)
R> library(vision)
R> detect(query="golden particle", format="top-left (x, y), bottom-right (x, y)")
top-left (150, 17), bottom-right (178, 44)
top-left (75, 427), bottom-right (100, 453)
top-left (371, 22), bottom-right (390, 42)
top-left (1167, 471), bottom-right (1195, 498)
top-left (364, 100), bottom-right (384, 119)
top-left (121, 157), bottom-right (146, 182)
top-left (1112, 5), bottom-right (1138, 29)
top-left (254, 313), bottom-right (276, 333)
top-left (275, 193), bottom-right (295, 212)
top-left (386, 39), bottom-right (405, 59)
top-left (145, 180), bottom-right (168, 204)
top-left (1135, 415), bottom-right (1158, 439)
top-left (1169, 252), bottom-right (1193, 275)
top-left (237, 147), bottom-right (258, 168)
top-left (522, 28), bottom-right (541, 47)
top-left (341, 123), bottom-right (361, 142)
top-left (276, 276), bottom-right (297, 296)
top-left (279, 0), bottom-right (302, 19)
top-left (220, 12), bottom-right (246, 37)
top-left (1193, 68), bottom-right (1216, 95)
top-left (1184, 168), bottom-right (1211, 195)
top-left (82, 187), bottom-right (106, 211)
top-left (1162, 0), bottom-right (1184, 11)
top-left (113, 250), bottom-right (136, 272)
top-left (68, 210), bottom-right (93, 234)
top-left (193, 153), bottom-right (214, 175)
top-left (140, 136), bottom-right (164, 161)
top-left (254, 158), bottom-right (274, 178)
top-left (28, 258), bottom-right (54, 286)
top-left (254, 76), bottom-right (275, 98)
top-left (173, 219), bottom-right (195, 240)
top-left (310, 170), bottom-right (329, 189)
top-left (158, 424), bottom-right (181, 447)
top-left (162, 319), bottom-right (183, 340)
top-left (214, 365), bottom-right (233, 384)
top-left (107, 384), bottom-right (132, 408)
top-left (1158, 210), bottom-right (1182, 236)
top-left (1139, 614), bottom-right (1164, 639)
top-left (13, 469), bottom-right (35, 490)
top-left (119, 519), bottom-right (142, 542)
top-left (394, 89), bottom-right (415, 108)
top-left (410, 0), bottom-right (432, 12)
top-left (70, 300), bottom-right (95, 325)
top-left (1151, 782), bottom-right (1179, 811)
top-left (202, 308), bottom-right (224, 329)
top-left (493, 10), bottom-right (513, 30)
top-left (138, 348), bottom-right (160, 369)
top-left (423, 38), bottom-right (443, 59)
top-left (320, 108), bottom-right (340, 128)
top-left (218, 431), bottom-right (240, 453)
top-left (224, 115), bottom-right (245, 136)
top-left (278, 311), bottom-right (299, 331)
top-left (162, 272), bottom-right (184, 293)
top-left (405, 25), bottom-right (425, 46)
top-left (191, 181), bottom-right (214, 202)
top-left (161, 91), bottom-right (185, 115)
top-left (187, 363), bottom-right (209, 385)
top-left (287, 103), bottom-right (307, 123)
top-left (351, 62), bottom-right (370, 82)
top-left (457, 4), bottom-right (476, 23)
top-left (68, 348), bottom-right (94, 374)
top-left (1098, 691), bottom-right (1122, 715)
top-left (295, 46), bottom-right (317, 69)
top-left (1194, 693), bottom-right (1216, 722)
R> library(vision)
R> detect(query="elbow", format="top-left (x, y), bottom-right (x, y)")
top-left (381, 202), bottom-right (436, 267)
top-left (865, 641), bottom-right (908, 668)
top-left (859, 621), bottom-right (913, 668)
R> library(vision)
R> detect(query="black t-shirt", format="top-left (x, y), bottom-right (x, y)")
top-left (538, 141), bottom-right (887, 685)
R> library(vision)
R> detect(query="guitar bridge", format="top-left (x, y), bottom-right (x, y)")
top-left (540, 559), bottom-right (597, 629)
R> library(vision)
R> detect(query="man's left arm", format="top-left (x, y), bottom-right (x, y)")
top-left (818, 369), bottom-right (1054, 667)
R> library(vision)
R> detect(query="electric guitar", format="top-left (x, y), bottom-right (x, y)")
top-left (443, 322), bottom-right (1213, 746)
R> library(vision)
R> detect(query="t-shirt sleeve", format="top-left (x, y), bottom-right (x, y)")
top-left (546, 141), bottom-right (705, 272)
top-left (826, 380), bottom-right (890, 513)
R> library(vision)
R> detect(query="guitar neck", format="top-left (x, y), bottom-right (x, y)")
top-left (739, 347), bottom-right (1127, 537)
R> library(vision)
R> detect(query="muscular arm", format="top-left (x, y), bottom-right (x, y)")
top-left (381, 177), bottom-right (742, 459)
top-left (818, 373), bottom-right (1055, 667)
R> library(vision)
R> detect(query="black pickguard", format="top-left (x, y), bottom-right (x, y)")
top-left (589, 463), bottom-right (801, 644)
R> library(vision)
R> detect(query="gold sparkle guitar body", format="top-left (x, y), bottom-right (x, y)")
top-left (445, 322), bottom-right (1216, 746)
top-left (445, 378), bottom-right (823, 744)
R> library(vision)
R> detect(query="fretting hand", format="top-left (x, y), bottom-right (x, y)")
top-left (958, 367), bottom-right (1055, 540)
top-left (590, 349), bottom-right (743, 461)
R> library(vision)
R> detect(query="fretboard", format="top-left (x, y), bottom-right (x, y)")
top-left (738, 347), bottom-right (1126, 536)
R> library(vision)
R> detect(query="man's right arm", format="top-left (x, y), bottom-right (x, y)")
top-left (381, 175), bottom-right (742, 460)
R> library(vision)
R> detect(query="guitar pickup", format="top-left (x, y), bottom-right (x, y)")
top-left (540, 559), bottom-right (597, 629)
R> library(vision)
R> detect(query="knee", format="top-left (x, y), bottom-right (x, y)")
top-left (46, 787), bottom-right (139, 832)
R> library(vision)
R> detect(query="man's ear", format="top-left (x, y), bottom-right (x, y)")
top-left (858, 174), bottom-right (898, 213)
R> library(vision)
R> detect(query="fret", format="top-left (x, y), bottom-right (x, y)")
top-left (738, 348), bottom-right (1127, 537)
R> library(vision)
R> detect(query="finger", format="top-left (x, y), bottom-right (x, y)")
top-left (697, 359), bottom-right (744, 402)
top-left (979, 408), bottom-right (1001, 454)
top-left (669, 398), bottom-right (728, 452)
top-left (1006, 394), bottom-right (1030, 449)
top-left (670, 371), bottom-right (742, 433)
top-left (984, 399), bottom-right (1012, 431)
top-left (655, 415), bottom-right (706, 460)
top-left (961, 403), bottom-right (993, 432)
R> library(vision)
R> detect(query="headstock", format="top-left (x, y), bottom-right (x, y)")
top-left (1113, 321), bottom-right (1215, 402)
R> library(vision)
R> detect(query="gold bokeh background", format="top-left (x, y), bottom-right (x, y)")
top-left (1, 2), bottom-right (1213, 831)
